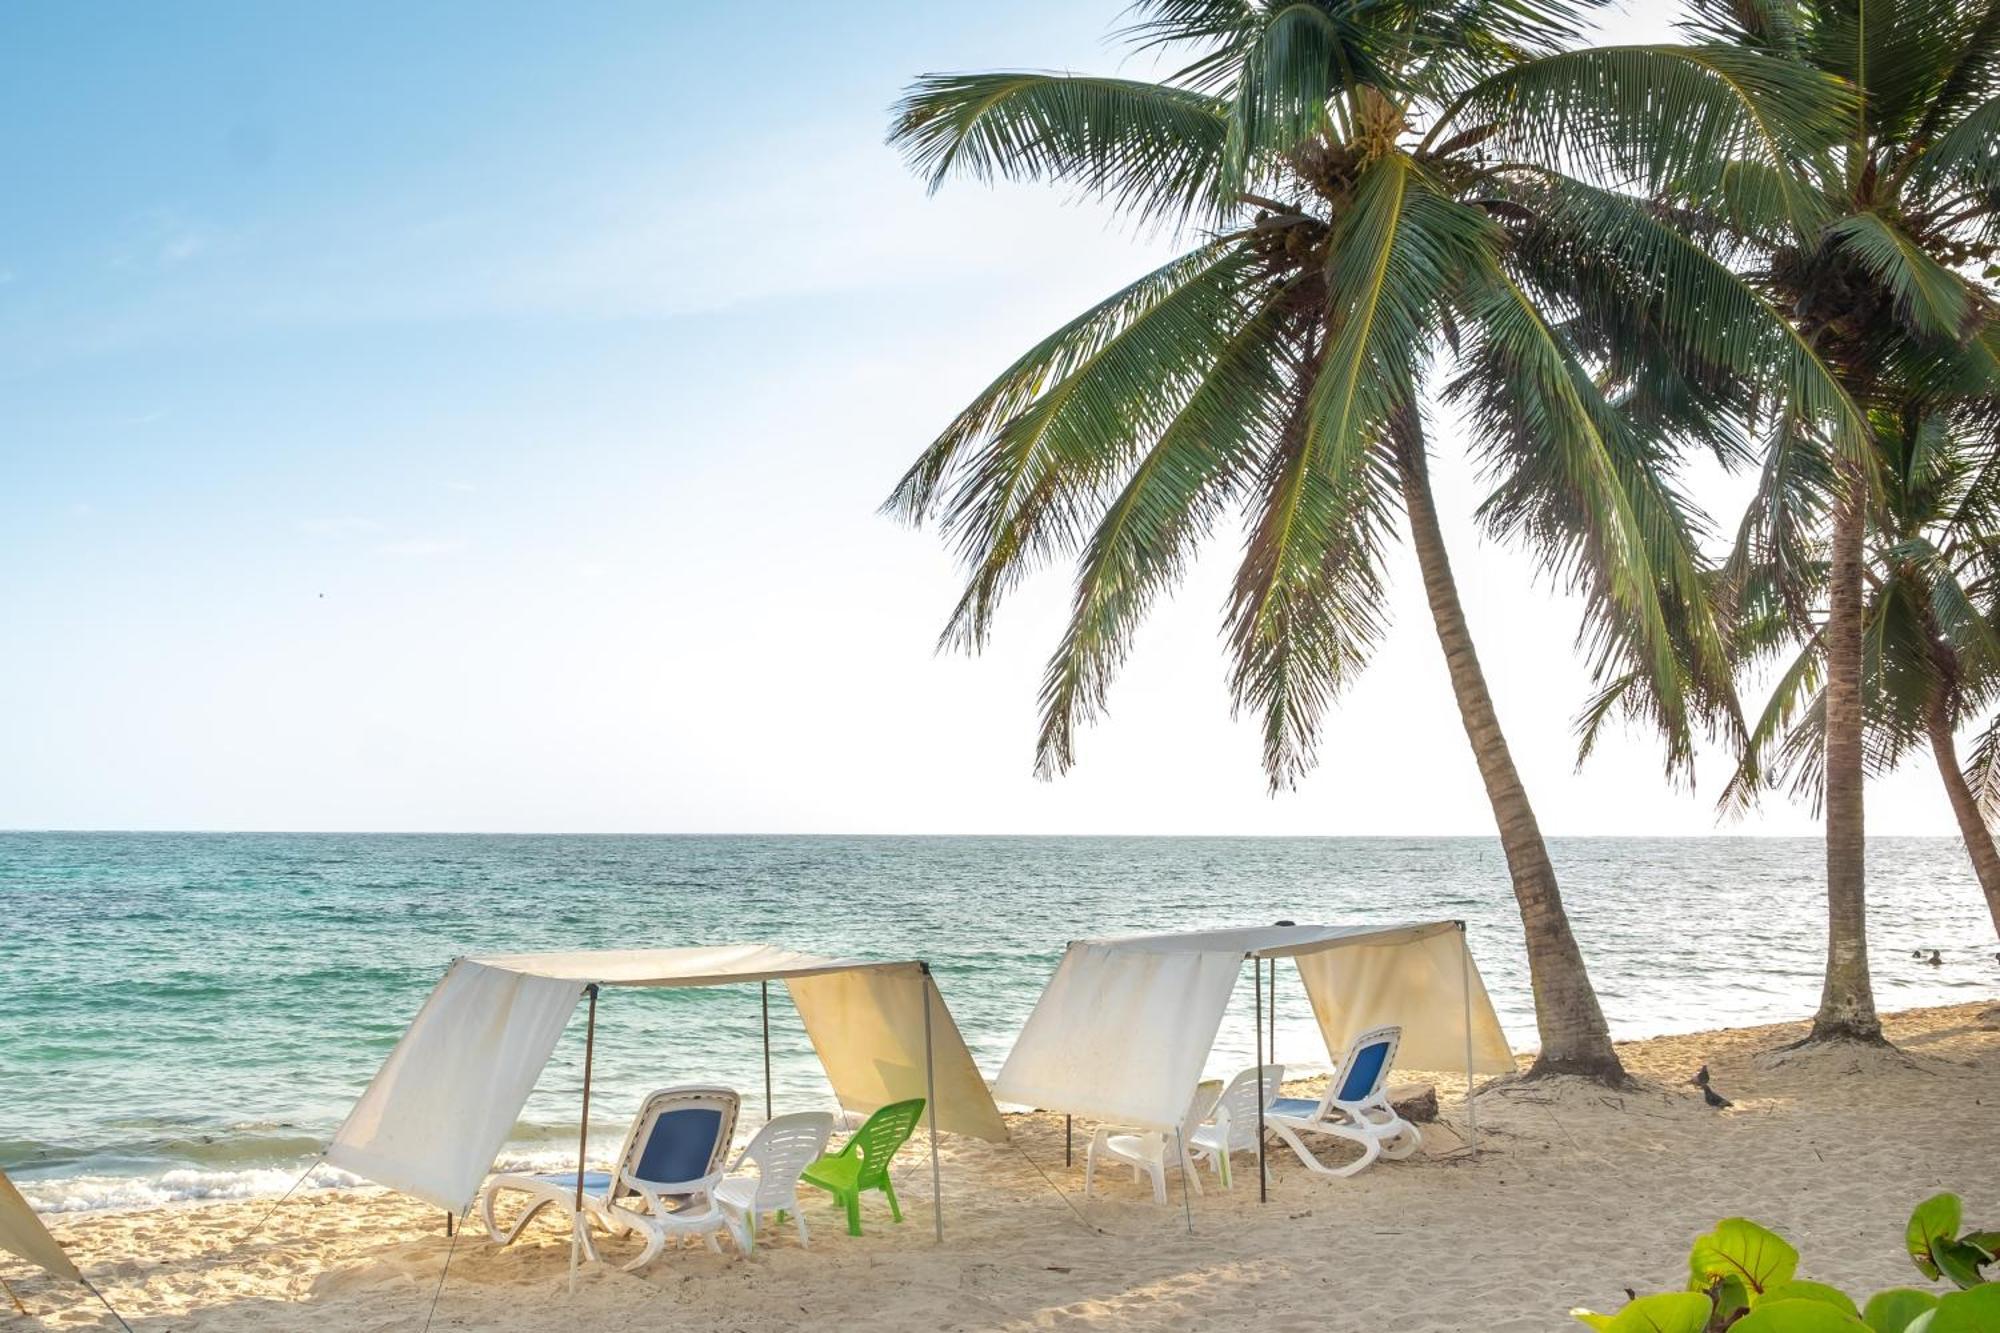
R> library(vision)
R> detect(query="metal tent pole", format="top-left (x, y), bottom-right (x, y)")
top-left (761, 980), bottom-right (773, 1120)
top-left (1254, 957), bottom-right (1267, 1203)
top-left (570, 983), bottom-right (599, 1293)
top-left (1459, 922), bottom-right (1478, 1150)
top-left (920, 964), bottom-right (943, 1243)
top-left (1266, 958), bottom-right (1277, 1066)
top-left (1065, 1115), bottom-right (1073, 1167)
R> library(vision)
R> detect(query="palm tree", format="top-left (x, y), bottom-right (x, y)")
top-left (1727, 403), bottom-right (2000, 944)
top-left (1683, 0), bottom-right (2000, 1042)
top-left (885, 1), bottom-right (1857, 1079)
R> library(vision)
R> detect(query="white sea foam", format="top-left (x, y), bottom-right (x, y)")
top-left (20, 1163), bottom-right (364, 1214)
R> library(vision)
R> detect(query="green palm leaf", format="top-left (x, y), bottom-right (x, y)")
top-left (1435, 44), bottom-right (1851, 236)
top-left (1034, 276), bottom-right (1304, 776)
top-left (1828, 212), bottom-right (1986, 342)
top-left (889, 73), bottom-right (1232, 226)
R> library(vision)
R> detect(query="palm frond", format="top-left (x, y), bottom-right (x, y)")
top-left (889, 72), bottom-right (1233, 227)
top-left (915, 241), bottom-right (1272, 653)
top-left (1827, 211), bottom-right (1986, 342)
top-left (1965, 712), bottom-right (2000, 823)
top-left (1907, 91), bottom-right (2000, 223)
top-left (1226, 154), bottom-right (1471, 788)
top-left (1726, 413), bottom-right (1833, 635)
top-left (1033, 276), bottom-right (1304, 776)
top-left (1719, 628), bottom-right (1822, 816)
top-left (1453, 260), bottom-right (1741, 776)
top-left (1435, 44), bottom-right (1851, 237)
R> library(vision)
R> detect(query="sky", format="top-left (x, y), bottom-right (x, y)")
top-left (0, 1), bottom-right (1968, 836)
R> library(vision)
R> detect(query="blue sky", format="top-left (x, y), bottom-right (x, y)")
top-left (0, 2), bottom-right (1965, 834)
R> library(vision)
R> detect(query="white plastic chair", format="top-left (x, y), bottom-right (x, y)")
top-left (713, 1112), bottom-right (834, 1254)
top-left (1186, 1063), bottom-right (1285, 1189)
top-left (1266, 1026), bottom-right (1420, 1178)
top-left (480, 1084), bottom-right (740, 1269)
top-left (1083, 1079), bottom-right (1221, 1205)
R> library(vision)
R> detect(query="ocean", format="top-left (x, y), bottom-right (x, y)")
top-left (4, 832), bottom-right (1995, 1214)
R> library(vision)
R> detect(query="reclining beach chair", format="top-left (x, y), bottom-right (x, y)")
top-left (1266, 1025), bottom-right (1420, 1178)
top-left (799, 1097), bottom-right (925, 1236)
top-left (713, 1111), bottom-right (834, 1254)
top-left (1084, 1078), bottom-right (1222, 1205)
top-left (1186, 1063), bottom-right (1285, 1189)
top-left (479, 1084), bottom-right (740, 1269)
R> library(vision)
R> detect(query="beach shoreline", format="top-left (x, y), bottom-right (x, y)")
top-left (16, 1000), bottom-right (1999, 1331)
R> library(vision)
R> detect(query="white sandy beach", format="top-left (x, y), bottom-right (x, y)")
top-left (17, 1002), bottom-right (2000, 1332)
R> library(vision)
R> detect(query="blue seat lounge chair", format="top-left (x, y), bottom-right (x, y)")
top-left (480, 1084), bottom-right (741, 1269)
top-left (1265, 1026), bottom-right (1420, 1178)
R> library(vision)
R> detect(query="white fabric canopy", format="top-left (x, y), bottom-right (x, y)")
top-left (0, 1167), bottom-right (79, 1284)
top-left (328, 945), bottom-right (1006, 1212)
top-left (993, 921), bottom-right (1513, 1131)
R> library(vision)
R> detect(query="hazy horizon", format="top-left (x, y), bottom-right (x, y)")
top-left (0, 1), bottom-right (1973, 838)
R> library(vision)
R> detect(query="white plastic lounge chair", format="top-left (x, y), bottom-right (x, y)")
top-left (713, 1112), bottom-right (834, 1254)
top-left (1083, 1078), bottom-right (1222, 1205)
top-left (1266, 1025), bottom-right (1419, 1178)
top-left (480, 1084), bottom-right (741, 1269)
top-left (1186, 1063), bottom-right (1285, 1189)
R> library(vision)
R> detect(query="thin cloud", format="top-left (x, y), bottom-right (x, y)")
top-left (374, 537), bottom-right (466, 558)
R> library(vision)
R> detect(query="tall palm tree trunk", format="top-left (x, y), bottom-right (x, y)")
top-left (1811, 462), bottom-right (1884, 1042)
top-left (1927, 699), bottom-right (2000, 941)
top-left (1392, 412), bottom-right (1626, 1082)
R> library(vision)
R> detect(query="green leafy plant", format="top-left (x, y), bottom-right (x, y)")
top-left (1572, 1196), bottom-right (1997, 1332)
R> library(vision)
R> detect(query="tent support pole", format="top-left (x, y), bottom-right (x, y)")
top-left (571, 983), bottom-right (598, 1294)
top-left (1065, 1115), bottom-right (1072, 1167)
top-left (1254, 957), bottom-right (1267, 1204)
top-left (761, 981), bottom-right (773, 1120)
top-left (920, 963), bottom-right (943, 1243)
top-left (80, 1279), bottom-right (134, 1333)
top-left (444, 1210), bottom-right (454, 1237)
top-left (1175, 1128), bottom-right (1193, 1235)
top-left (1266, 958), bottom-right (1277, 1065)
top-left (1459, 922), bottom-right (1477, 1151)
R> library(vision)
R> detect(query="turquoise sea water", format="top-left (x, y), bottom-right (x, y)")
top-left (4, 832), bottom-right (1996, 1212)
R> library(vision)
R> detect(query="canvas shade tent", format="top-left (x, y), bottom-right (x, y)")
top-left (992, 922), bottom-right (1513, 1199)
top-left (0, 1167), bottom-right (131, 1330)
top-left (327, 944), bottom-right (1008, 1262)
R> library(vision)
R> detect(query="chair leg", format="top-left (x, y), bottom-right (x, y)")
top-left (484, 1192), bottom-right (554, 1248)
top-left (843, 1193), bottom-right (862, 1237)
top-left (1083, 1142), bottom-right (1099, 1198)
top-left (620, 1223), bottom-right (666, 1272)
top-left (795, 1210), bottom-right (810, 1249)
top-left (882, 1178), bottom-right (903, 1224)
top-left (1147, 1162), bottom-right (1166, 1205)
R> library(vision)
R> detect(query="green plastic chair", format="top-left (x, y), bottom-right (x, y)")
top-left (799, 1098), bottom-right (925, 1237)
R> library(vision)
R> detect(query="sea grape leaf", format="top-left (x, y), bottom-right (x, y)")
top-left (1729, 1298), bottom-right (1870, 1331)
top-left (1758, 1281), bottom-right (1858, 1315)
top-left (1925, 1284), bottom-right (2000, 1332)
top-left (1570, 1293), bottom-right (1713, 1332)
top-left (1714, 1275), bottom-right (1754, 1318)
top-left (1691, 1220), bottom-right (1800, 1298)
top-left (1960, 1232), bottom-right (2000, 1261)
top-left (1932, 1239), bottom-right (1990, 1291)
top-left (1908, 1194), bottom-right (1963, 1281)
top-left (1861, 1289), bottom-right (1940, 1333)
